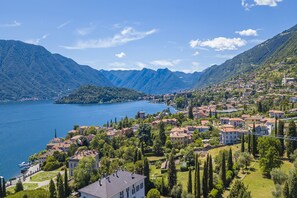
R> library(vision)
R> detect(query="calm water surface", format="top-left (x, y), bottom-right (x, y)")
top-left (0, 100), bottom-right (175, 179)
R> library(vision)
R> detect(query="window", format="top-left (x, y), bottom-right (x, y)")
top-left (136, 185), bottom-right (139, 192)
top-left (140, 183), bottom-right (143, 189)
top-left (132, 188), bottom-right (135, 194)
top-left (126, 188), bottom-right (130, 198)
top-left (120, 191), bottom-right (124, 198)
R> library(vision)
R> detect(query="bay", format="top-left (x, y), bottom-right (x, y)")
top-left (0, 100), bottom-right (175, 179)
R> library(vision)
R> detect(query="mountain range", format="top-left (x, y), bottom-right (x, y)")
top-left (0, 24), bottom-right (297, 101)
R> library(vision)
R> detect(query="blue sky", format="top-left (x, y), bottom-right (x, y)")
top-left (0, 0), bottom-right (296, 73)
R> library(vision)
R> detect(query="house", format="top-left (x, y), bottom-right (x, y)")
top-left (170, 132), bottom-right (192, 145)
top-left (78, 170), bottom-right (145, 198)
top-left (71, 135), bottom-right (83, 143)
top-left (248, 124), bottom-right (269, 136)
top-left (220, 125), bottom-right (248, 145)
top-left (187, 126), bottom-right (210, 133)
top-left (52, 140), bottom-right (73, 152)
top-left (39, 150), bottom-right (54, 164)
top-left (69, 150), bottom-right (99, 177)
top-left (220, 117), bottom-right (230, 125)
top-left (244, 116), bottom-right (263, 125)
top-left (138, 111), bottom-right (146, 119)
top-left (229, 118), bottom-right (245, 128)
top-left (282, 76), bottom-right (295, 86)
top-left (268, 110), bottom-right (285, 118)
top-left (261, 118), bottom-right (276, 135)
top-left (289, 108), bottom-right (297, 114)
top-left (289, 97), bottom-right (297, 103)
top-left (200, 120), bottom-right (209, 126)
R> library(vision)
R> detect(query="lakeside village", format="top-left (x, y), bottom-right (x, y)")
top-left (1, 80), bottom-right (297, 198)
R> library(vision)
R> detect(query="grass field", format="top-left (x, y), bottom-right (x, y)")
top-left (30, 171), bottom-right (60, 182)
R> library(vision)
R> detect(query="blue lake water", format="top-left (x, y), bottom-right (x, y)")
top-left (0, 100), bottom-right (175, 179)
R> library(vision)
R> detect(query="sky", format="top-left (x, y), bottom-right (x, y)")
top-left (0, 0), bottom-right (296, 73)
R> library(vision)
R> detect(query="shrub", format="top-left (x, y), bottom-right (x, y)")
top-left (147, 188), bottom-right (161, 198)
top-left (208, 188), bottom-right (219, 198)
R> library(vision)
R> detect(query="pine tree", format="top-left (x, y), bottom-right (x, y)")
top-left (202, 161), bottom-right (208, 198)
top-left (278, 120), bottom-right (285, 156)
top-left (15, 180), bottom-right (23, 192)
top-left (241, 135), bottom-right (245, 152)
top-left (287, 121), bottom-right (297, 158)
top-left (144, 157), bottom-right (150, 193)
top-left (228, 148), bottom-right (233, 171)
top-left (49, 179), bottom-right (57, 198)
top-left (168, 153), bottom-right (177, 189)
top-left (194, 155), bottom-right (201, 198)
top-left (208, 155), bottom-right (213, 191)
top-left (283, 181), bottom-right (289, 198)
top-left (64, 168), bottom-right (70, 197)
top-left (57, 173), bottom-right (64, 198)
top-left (187, 168), bottom-right (192, 193)
top-left (159, 121), bottom-right (166, 145)
top-left (221, 153), bottom-right (226, 188)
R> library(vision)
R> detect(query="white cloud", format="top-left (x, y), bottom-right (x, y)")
top-left (115, 52), bottom-right (126, 58)
top-left (135, 62), bottom-right (147, 68)
top-left (62, 27), bottom-right (157, 49)
top-left (109, 62), bottom-right (126, 67)
top-left (57, 21), bottom-right (71, 29)
top-left (0, 20), bottom-right (21, 27)
top-left (242, 0), bottom-right (282, 9)
top-left (193, 51), bottom-right (200, 56)
top-left (150, 59), bottom-right (181, 67)
top-left (235, 29), bottom-right (258, 36)
top-left (24, 34), bottom-right (49, 45)
top-left (189, 37), bottom-right (247, 51)
top-left (76, 24), bottom-right (96, 36)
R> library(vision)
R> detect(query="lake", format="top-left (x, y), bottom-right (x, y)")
top-left (0, 100), bottom-right (175, 179)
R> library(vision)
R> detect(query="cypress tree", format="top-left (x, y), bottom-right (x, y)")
top-left (187, 168), bottom-right (192, 193)
top-left (228, 148), bottom-right (233, 171)
top-left (2, 178), bottom-right (5, 198)
top-left (134, 149), bottom-right (138, 163)
top-left (251, 123), bottom-right (257, 157)
top-left (287, 121), bottom-right (297, 158)
top-left (143, 157), bottom-right (150, 193)
top-left (189, 105), bottom-right (194, 120)
top-left (278, 120), bottom-right (285, 156)
top-left (283, 181), bottom-right (289, 198)
top-left (274, 118), bottom-right (278, 136)
top-left (168, 153), bottom-right (177, 189)
top-left (221, 153), bottom-right (226, 188)
top-left (137, 149), bottom-right (142, 160)
top-left (202, 161), bottom-right (208, 198)
top-left (64, 168), bottom-right (70, 197)
top-left (49, 179), bottom-right (56, 198)
top-left (194, 154), bottom-right (201, 198)
top-left (248, 134), bottom-right (251, 153)
top-left (208, 155), bottom-right (213, 191)
top-left (160, 176), bottom-right (165, 196)
top-left (159, 121), bottom-right (166, 145)
top-left (141, 142), bottom-right (144, 155)
top-left (54, 129), bottom-right (57, 138)
top-left (289, 171), bottom-right (297, 198)
top-left (57, 173), bottom-right (64, 198)
top-left (0, 177), bottom-right (3, 198)
top-left (241, 135), bottom-right (245, 152)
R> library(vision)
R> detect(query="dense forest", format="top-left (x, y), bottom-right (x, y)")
top-left (55, 85), bottom-right (146, 104)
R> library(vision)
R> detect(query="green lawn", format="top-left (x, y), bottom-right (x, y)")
top-left (147, 156), bottom-right (166, 162)
top-left (30, 171), bottom-right (60, 182)
top-left (6, 183), bottom-right (38, 194)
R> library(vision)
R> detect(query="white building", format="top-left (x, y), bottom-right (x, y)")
top-left (220, 125), bottom-right (248, 145)
top-left (79, 170), bottom-right (145, 198)
top-left (69, 150), bottom-right (99, 177)
top-left (268, 110), bottom-right (285, 119)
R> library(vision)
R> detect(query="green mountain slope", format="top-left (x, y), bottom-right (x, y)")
top-left (56, 85), bottom-right (146, 104)
top-left (195, 24), bottom-right (297, 88)
top-left (0, 40), bottom-right (113, 101)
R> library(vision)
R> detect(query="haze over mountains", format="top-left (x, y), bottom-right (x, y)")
top-left (0, 24), bottom-right (297, 101)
